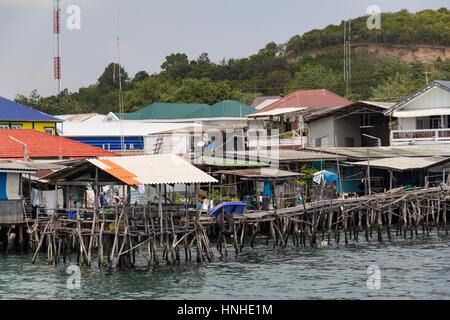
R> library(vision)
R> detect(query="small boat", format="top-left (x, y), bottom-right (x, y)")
top-left (209, 201), bottom-right (246, 217)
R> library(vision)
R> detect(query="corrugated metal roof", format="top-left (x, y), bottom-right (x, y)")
top-left (88, 154), bottom-right (218, 185)
top-left (303, 101), bottom-right (394, 123)
top-left (0, 96), bottom-right (61, 122)
top-left (351, 156), bottom-right (450, 171)
top-left (192, 156), bottom-right (270, 168)
top-left (60, 121), bottom-right (199, 137)
top-left (117, 101), bottom-right (255, 120)
top-left (249, 107), bottom-right (304, 117)
top-left (359, 101), bottom-right (395, 109)
top-left (0, 160), bottom-right (65, 172)
top-left (308, 146), bottom-right (450, 160)
top-left (119, 103), bottom-right (209, 120)
top-left (216, 168), bottom-right (302, 179)
top-left (0, 129), bottom-right (115, 160)
top-left (207, 100), bottom-right (255, 118)
top-left (56, 113), bottom-right (106, 122)
top-left (252, 96), bottom-right (281, 107)
top-left (228, 149), bottom-right (343, 162)
top-left (253, 97), bottom-right (281, 110)
top-left (252, 89), bottom-right (352, 115)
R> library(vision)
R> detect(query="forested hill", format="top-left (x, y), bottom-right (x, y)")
top-left (284, 8), bottom-right (450, 57)
top-left (16, 8), bottom-right (450, 116)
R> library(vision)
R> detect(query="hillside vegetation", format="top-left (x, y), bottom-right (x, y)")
top-left (16, 8), bottom-right (450, 115)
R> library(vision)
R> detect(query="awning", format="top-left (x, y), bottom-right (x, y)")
top-left (0, 160), bottom-right (64, 173)
top-left (45, 154), bottom-right (218, 186)
top-left (88, 154), bottom-right (218, 185)
top-left (351, 156), bottom-right (450, 171)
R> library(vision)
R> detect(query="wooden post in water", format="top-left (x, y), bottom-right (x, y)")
top-left (158, 184), bottom-right (163, 246)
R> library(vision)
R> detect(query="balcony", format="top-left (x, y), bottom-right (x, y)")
top-left (248, 136), bottom-right (305, 149)
top-left (391, 129), bottom-right (450, 145)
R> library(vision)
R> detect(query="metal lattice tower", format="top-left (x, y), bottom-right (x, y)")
top-left (53, 0), bottom-right (61, 95)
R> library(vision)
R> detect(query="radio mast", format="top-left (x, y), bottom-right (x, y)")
top-left (53, 0), bottom-right (62, 95)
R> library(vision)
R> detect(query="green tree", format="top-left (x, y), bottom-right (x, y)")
top-left (161, 53), bottom-right (191, 79)
top-left (288, 64), bottom-right (339, 92)
top-left (97, 63), bottom-right (129, 93)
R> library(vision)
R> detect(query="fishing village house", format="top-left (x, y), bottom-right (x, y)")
top-left (0, 96), bottom-right (61, 134)
top-left (0, 128), bottom-right (115, 229)
top-left (302, 101), bottom-right (394, 148)
top-left (385, 80), bottom-right (450, 145)
top-left (247, 89), bottom-right (352, 149)
top-left (58, 120), bottom-right (202, 155)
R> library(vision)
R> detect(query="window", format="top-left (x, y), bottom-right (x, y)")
top-left (44, 127), bottom-right (54, 135)
top-left (429, 116), bottom-right (442, 129)
top-left (315, 136), bottom-right (328, 147)
top-left (416, 119), bottom-right (424, 129)
top-left (344, 137), bottom-right (355, 147)
top-left (315, 138), bottom-right (322, 148)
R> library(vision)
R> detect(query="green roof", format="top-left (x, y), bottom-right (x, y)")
top-left (207, 100), bottom-right (255, 118)
top-left (117, 100), bottom-right (256, 120)
top-left (119, 103), bottom-right (208, 120)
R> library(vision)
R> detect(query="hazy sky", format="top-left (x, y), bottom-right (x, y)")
top-left (0, 0), bottom-right (448, 99)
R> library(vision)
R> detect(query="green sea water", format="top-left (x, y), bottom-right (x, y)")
top-left (0, 236), bottom-right (449, 300)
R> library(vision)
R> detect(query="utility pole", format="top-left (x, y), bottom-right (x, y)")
top-left (424, 70), bottom-right (432, 85)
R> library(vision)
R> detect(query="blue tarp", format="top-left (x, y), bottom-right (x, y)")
top-left (313, 170), bottom-right (339, 184)
top-left (0, 96), bottom-right (60, 122)
top-left (322, 170), bottom-right (339, 183)
top-left (209, 201), bottom-right (246, 217)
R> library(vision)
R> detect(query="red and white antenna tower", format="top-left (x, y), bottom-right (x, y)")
top-left (53, 0), bottom-right (62, 95)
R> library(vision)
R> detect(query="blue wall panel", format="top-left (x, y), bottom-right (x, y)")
top-left (69, 136), bottom-right (144, 151)
top-left (0, 173), bottom-right (7, 200)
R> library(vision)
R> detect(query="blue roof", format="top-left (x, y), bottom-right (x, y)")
top-left (0, 96), bottom-right (61, 122)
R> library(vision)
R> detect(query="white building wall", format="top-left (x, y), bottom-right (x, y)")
top-left (402, 87), bottom-right (450, 111)
top-left (144, 134), bottom-right (192, 155)
top-left (307, 116), bottom-right (334, 147)
top-left (398, 117), bottom-right (417, 130)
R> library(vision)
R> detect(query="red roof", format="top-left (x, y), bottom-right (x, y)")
top-left (254, 89), bottom-right (351, 114)
top-left (0, 129), bottom-right (116, 160)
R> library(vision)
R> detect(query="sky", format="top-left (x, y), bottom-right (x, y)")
top-left (0, 0), bottom-right (448, 99)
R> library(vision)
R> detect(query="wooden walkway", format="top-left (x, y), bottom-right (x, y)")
top-left (28, 187), bottom-right (449, 268)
